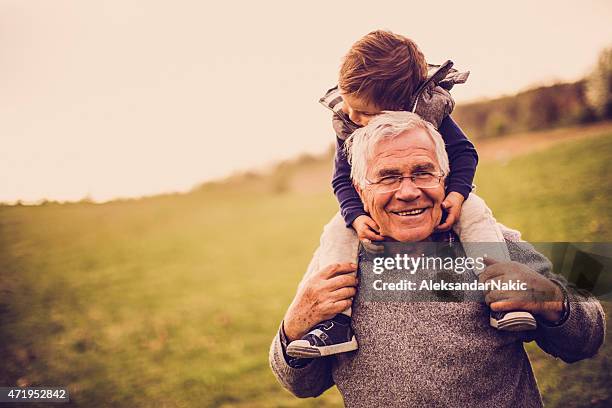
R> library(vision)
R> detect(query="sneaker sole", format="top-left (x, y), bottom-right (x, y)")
top-left (286, 336), bottom-right (358, 358)
top-left (490, 311), bottom-right (537, 331)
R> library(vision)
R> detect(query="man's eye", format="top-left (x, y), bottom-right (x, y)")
top-left (378, 176), bottom-right (400, 185)
top-left (413, 172), bottom-right (435, 179)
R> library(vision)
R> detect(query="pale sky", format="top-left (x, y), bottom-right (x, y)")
top-left (1, 0), bottom-right (611, 203)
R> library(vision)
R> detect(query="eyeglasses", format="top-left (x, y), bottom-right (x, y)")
top-left (365, 171), bottom-right (445, 193)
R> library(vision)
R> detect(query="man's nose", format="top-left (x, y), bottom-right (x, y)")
top-left (394, 178), bottom-right (421, 201)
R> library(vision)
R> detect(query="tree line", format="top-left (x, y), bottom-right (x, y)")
top-left (453, 47), bottom-right (612, 139)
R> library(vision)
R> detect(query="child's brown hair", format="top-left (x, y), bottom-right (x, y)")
top-left (339, 30), bottom-right (428, 110)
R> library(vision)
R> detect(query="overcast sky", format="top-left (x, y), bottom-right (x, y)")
top-left (1, 0), bottom-right (611, 203)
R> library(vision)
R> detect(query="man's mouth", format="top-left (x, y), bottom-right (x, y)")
top-left (392, 208), bottom-right (427, 216)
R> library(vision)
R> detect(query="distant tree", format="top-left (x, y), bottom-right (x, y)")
top-left (586, 47), bottom-right (612, 119)
top-left (78, 195), bottom-right (94, 204)
top-left (271, 171), bottom-right (290, 194)
top-left (484, 111), bottom-right (509, 137)
top-left (526, 87), bottom-right (559, 129)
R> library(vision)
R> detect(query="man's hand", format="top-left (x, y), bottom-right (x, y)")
top-left (352, 215), bottom-right (384, 242)
top-left (479, 258), bottom-right (564, 323)
top-left (436, 192), bottom-right (465, 231)
top-left (283, 263), bottom-right (358, 341)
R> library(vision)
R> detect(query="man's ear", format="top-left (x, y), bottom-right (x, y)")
top-left (354, 182), bottom-right (369, 213)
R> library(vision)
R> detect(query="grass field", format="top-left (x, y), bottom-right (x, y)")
top-left (1, 129), bottom-right (611, 407)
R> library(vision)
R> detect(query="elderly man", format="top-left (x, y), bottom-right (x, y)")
top-left (269, 112), bottom-right (605, 407)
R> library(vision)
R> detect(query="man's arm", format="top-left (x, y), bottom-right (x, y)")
top-left (269, 249), bottom-right (350, 398)
top-left (506, 240), bottom-right (606, 363)
top-left (269, 326), bottom-right (335, 398)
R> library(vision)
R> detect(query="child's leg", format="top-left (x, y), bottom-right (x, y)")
top-left (317, 211), bottom-right (359, 317)
top-left (453, 193), bottom-right (510, 272)
top-left (453, 193), bottom-right (537, 331)
top-left (286, 212), bottom-right (359, 358)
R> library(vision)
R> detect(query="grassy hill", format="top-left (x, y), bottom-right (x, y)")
top-left (1, 126), bottom-right (611, 407)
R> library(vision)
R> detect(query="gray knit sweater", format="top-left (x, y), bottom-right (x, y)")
top-left (269, 239), bottom-right (606, 407)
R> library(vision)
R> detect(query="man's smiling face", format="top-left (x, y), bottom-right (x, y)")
top-left (358, 128), bottom-right (446, 242)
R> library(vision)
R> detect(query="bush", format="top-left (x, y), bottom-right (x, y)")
top-left (586, 47), bottom-right (612, 119)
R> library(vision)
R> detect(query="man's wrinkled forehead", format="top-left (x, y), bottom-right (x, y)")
top-left (367, 131), bottom-right (439, 176)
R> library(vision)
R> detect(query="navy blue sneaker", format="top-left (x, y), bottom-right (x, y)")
top-left (286, 314), bottom-right (358, 358)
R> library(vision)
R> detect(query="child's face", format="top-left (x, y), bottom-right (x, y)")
top-left (341, 93), bottom-right (382, 127)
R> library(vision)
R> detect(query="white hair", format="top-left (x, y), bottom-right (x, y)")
top-left (345, 111), bottom-right (450, 189)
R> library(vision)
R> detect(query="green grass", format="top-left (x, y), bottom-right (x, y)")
top-left (475, 134), bottom-right (612, 241)
top-left (1, 131), bottom-right (611, 407)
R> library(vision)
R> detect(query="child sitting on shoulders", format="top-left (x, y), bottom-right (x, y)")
top-left (285, 30), bottom-right (535, 360)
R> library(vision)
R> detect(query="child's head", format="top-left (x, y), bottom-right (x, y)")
top-left (339, 30), bottom-right (427, 126)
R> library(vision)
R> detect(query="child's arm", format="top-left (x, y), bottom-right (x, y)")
top-left (436, 115), bottom-right (479, 230)
top-left (439, 115), bottom-right (478, 201)
top-left (331, 118), bottom-right (384, 241)
top-left (332, 135), bottom-right (365, 227)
